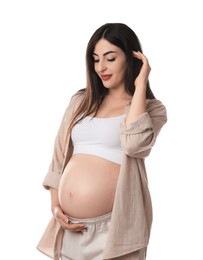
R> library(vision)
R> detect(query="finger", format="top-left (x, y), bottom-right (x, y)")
top-left (60, 219), bottom-right (86, 231)
top-left (72, 226), bottom-right (87, 233)
top-left (67, 225), bottom-right (87, 233)
top-left (132, 51), bottom-right (148, 63)
top-left (55, 213), bottom-right (69, 227)
top-left (53, 206), bottom-right (66, 221)
top-left (55, 212), bottom-right (87, 231)
top-left (132, 51), bottom-right (143, 57)
top-left (67, 223), bottom-right (86, 231)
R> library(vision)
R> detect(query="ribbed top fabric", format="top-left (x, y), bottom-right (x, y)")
top-left (71, 115), bottom-right (125, 164)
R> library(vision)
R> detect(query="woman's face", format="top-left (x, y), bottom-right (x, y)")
top-left (93, 39), bottom-right (127, 90)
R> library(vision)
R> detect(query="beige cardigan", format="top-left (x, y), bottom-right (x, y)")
top-left (37, 91), bottom-right (167, 260)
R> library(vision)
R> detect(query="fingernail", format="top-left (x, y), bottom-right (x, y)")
top-left (79, 224), bottom-right (85, 227)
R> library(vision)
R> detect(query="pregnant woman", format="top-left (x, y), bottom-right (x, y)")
top-left (37, 23), bottom-right (167, 260)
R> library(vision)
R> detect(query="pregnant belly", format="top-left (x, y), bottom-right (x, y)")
top-left (58, 154), bottom-right (120, 218)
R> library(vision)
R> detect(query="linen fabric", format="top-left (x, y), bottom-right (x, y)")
top-left (37, 90), bottom-right (167, 259)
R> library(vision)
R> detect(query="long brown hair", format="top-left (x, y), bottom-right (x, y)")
top-left (64, 23), bottom-right (155, 150)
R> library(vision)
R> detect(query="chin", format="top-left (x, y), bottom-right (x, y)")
top-left (102, 83), bottom-right (114, 89)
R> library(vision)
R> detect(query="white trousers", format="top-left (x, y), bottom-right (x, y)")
top-left (61, 213), bottom-right (111, 260)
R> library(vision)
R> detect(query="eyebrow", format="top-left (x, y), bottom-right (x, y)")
top-left (93, 51), bottom-right (117, 57)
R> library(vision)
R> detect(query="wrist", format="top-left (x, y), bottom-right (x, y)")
top-left (135, 82), bottom-right (147, 90)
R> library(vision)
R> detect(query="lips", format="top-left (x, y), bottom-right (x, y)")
top-left (100, 74), bottom-right (112, 81)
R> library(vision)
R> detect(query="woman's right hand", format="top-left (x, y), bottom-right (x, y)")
top-left (133, 51), bottom-right (151, 87)
top-left (52, 206), bottom-right (87, 233)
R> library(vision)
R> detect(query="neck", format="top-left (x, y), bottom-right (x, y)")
top-left (107, 90), bottom-right (132, 102)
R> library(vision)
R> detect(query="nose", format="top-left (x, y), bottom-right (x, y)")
top-left (97, 60), bottom-right (107, 72)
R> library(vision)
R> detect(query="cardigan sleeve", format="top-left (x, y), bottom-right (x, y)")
top-left (42, 91), bottom-right (83, 190)
top-left (120, 99), bottom-right (167, 159)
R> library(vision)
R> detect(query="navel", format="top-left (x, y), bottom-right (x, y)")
top-left (69, 191), bottom-right (74, 198)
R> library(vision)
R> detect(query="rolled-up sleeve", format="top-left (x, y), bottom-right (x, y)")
top-left (120, 99), bottom-right (167, 158)
top-left (43, 92), bottom-right (82, 189)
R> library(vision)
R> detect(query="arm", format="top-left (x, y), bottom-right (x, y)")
top-left (50, 188), bottom-right (60, 214)
top-left (121, 100), bottom-right (167, 158)
top-left (125, 51), bottom-right (150, 125)
top-left (121, 52), bottom-right (167, 158)
top-left (44, 92), bottom-right (87, 232)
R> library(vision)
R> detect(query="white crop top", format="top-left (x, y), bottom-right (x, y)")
top-left (71, 114), bottom-right (125, 164)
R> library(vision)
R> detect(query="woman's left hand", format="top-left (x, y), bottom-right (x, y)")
top-left (133, 51), bottom-right (151, 87)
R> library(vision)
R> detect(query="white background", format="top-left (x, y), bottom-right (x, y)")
top-left (0, 0), bottom-right (202, 259)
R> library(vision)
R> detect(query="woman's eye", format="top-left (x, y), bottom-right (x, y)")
top-left (94, 60), bottom-right (99, 63)
top-left (107, 58), bottom-right (116, 62)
